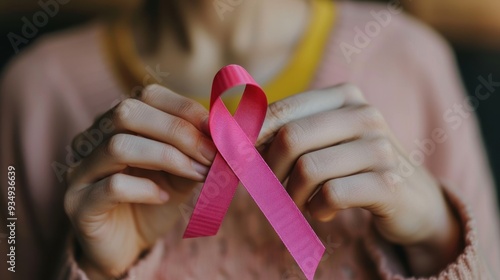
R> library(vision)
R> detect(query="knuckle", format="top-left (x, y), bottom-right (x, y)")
top-left (371, 137), bottom-right (395, 165)
top-left (159, 144), bottom-right (175, 162)
top-left (63, 191), bottom-right (77, 218)
top-left (357, 105), bottom-right (386, 130)
top-left (141, 84), bottom-right (162, 103)
top-left (104, 134), bottom-right (130, 159)
top-left (379, 172), bottom-right (403, 193)
top-left (339, 83), bottom-right (365, 103)
top-left (268, 100), bottom-right (295, 123)
top-left (103, 174), bottom-right (124, 198)
top-left (167, 118), bottom-right (191, 136)
top-left (276, 123), bottom-right (302, 156)
top-left (113, 99), bottom-right (139, 126)
top-left (294, 154), bottom-right (319, 184)
top-left (322, 181), bottom-right (348, 210)
top-left (176, 98), bottom-right (197, 115)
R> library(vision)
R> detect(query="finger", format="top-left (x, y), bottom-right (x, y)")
top-left (263, 104), bottom-right (388, 181)
top-left (72, 99), bottom-right (216, 164)
top-left (287, 138), bottom-right (395, 210)
top-left (308, 172), bottom-right (391, 222)
top-left (140, 84), bottom-right (210, 133)
top-left (78, 174), bottom-right (169, 216)
top-left (68, 134), bottom-right (209, 187)
top-left (257, 84), bottom-right (366, 147)
top-left (125, 103), bottom-right (216, 165)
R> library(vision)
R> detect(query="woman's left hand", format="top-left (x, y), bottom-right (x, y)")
top-left (256, 84), bottom-right (461, 275)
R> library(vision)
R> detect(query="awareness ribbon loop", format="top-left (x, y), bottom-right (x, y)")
top-left (184, 65), bottom-right (325, 280)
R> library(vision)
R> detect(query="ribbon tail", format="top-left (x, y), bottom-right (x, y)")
top-left (211, 100), bottom-right (325, 280)
top-left (183, 153), bottom-right (239, 238)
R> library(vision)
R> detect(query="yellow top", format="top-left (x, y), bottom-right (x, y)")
top-left (103, 0), bottom-right (335, 112)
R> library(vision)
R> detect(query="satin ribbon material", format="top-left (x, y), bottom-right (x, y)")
top-left (184, 65), bottom-right (325, 280)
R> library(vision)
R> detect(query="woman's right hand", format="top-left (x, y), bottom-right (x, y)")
top-left (64, 84), bottom-right (216, 279)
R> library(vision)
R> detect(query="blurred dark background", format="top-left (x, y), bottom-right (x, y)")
top-left (1, 0), bottom-right (499, 204)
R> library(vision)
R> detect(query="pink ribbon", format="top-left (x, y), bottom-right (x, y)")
top-left (184, 65), bottom-right (325, 280)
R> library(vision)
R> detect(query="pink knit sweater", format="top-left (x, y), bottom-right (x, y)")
top-left (1, 2), bottom-right (499, 279)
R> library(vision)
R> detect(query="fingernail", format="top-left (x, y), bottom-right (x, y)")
top-left (192, 161), bottom-right (210, 176)
top-left (159, 190), bottom-right (169, 202)
top-left (199, 138), bottom-right (216, 163)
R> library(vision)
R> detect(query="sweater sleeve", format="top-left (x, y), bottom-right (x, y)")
top-left (0, 40), bottom-right (166, 279)
top-left (359, 13), bottom-right (500, 279)
top-left (55, 234), bottom-right (166, 280)
top-left (0, 46), bottom-right (67, 280)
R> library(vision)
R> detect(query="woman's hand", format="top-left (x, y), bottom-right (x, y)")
top-left (64, 85), bottom-right (216, 279)
top-left (257, 84), bottom-right (462, 276)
